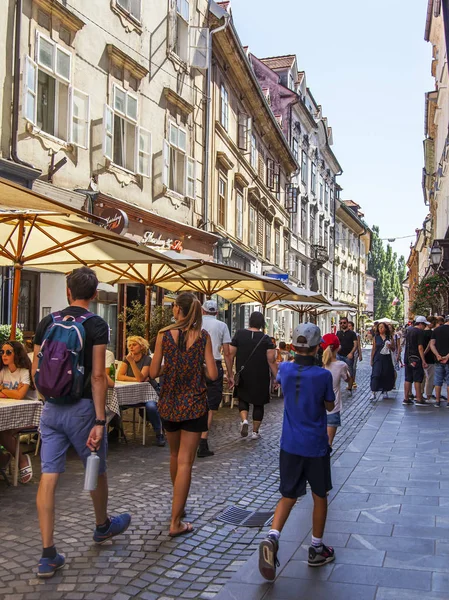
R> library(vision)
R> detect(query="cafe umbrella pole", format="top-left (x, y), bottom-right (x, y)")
top-left (10, 217), bottom-right (26, 341)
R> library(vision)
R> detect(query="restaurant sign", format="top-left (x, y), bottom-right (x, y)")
top-left (142, 230), bottom-right (184, 253)
top-left (101, 208), bottom-right (129, 235)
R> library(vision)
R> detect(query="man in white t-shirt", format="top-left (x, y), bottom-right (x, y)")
top-left (198, 300), bottom-right (233, 458)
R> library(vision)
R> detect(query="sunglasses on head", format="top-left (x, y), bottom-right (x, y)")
top-left (0, 349), bottom-right (13, 356)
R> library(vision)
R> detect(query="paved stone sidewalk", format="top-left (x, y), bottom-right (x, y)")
top-left (0, 352), bottom-right (381, 600)
top-left (215, 367), bottom-right (449, 600)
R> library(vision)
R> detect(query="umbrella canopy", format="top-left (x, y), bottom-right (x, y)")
top-left (376, 317), bottom-right (399, 325)
top-left (218, 284), bottom-right (330, 308)
top-left (0, 211), bottom-right (182, 338)
top-left (269, 300), bottom-right (354, 316)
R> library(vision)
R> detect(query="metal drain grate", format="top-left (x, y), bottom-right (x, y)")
top-left (215, 506), bottom-right (274, 527)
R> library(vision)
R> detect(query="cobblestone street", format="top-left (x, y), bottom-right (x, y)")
top-left (0, 352), bottom-right (383, 600)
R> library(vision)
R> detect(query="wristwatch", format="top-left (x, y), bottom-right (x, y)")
top-left (94, 419), bottom-right (106, 426)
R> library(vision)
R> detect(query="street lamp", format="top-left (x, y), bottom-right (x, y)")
top-left (221, 238), bottom-right (233, 265)
top-left (430, 243), bottom-right (443, 269)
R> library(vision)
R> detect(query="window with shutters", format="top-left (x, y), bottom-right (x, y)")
top-left (319, 178), bottom-right (324, 205)
top-left (301, 150), bottom-right (308, 187)
top-left (238, 113), bottom-right (250, 150)
top-left (319, 218), bottom-right (324, 246)
top-left (220, 84), bottom-right (229, 131)
top-left (292, 138), bottom-right (299, 161)
top-left (267, 158), bottom-right (275, 190)
top-left (235, 188), bottom-right (243, 240)
top-left (258, 145), bottom-right (265, 180)
top-left (265, 221), bottom-right (272, 261)
top-left (218, 176), bottom-right (227, 227)
top-left (325, 182), bottom-right (329, 209)
top-left (103, 84), bottom-right (151, 177)
top-left (160, 122), bottom-right (196, 196)
top-left (301, 262), bottom-right (306, 286)
top-left (167, 0), bottom-right (190, 63)
top-left (257, 213), bottom-right (264, 254)
top-left (249, 205), bottom-right (257, 249)
top-left (275, 227), bottom-right (281, 266)
top-left (24, 32), bottom-right (89, 148)
top-left (250, 132), bottom-right (257, 169)
top-left (324, 224), bottom-right (329, 250)
top-left (283, 237), bottom-right (289, 271)
top-left (273, 164), bottom-right (281, 199)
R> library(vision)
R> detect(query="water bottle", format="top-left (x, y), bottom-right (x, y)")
top-left (84, 451), bottom-right (100, 491)
top-left (109, 363), bottom-right (116, 382)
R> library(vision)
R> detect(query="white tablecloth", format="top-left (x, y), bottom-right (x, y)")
top-left (0, 399), bottom-right (43, 431)
top-left (107, 382), bottom-right (158, 417)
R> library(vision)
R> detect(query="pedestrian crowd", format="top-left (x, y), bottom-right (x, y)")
top-left (1, 264), bottom-right (449, 585)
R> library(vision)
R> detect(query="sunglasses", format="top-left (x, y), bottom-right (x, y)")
top-left (0, 349), bottom-right (13, 356)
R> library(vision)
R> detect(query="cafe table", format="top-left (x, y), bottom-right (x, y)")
top-left (107, 381), bottom-right (158, 446)
top-left (0, 398), bottom-right (43, 486)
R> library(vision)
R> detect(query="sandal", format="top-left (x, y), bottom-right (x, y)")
top-left (19, 454), bottom-right (33, 484)
top-left (169, 522), bottom-right (194, 538)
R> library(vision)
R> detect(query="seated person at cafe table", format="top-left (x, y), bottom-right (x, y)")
top-left (117, 336), bottom-right (165, 446)
top-left (0, 340), bottom-right (37, 483)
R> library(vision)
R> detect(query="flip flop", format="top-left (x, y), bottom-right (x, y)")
top-left (169, 522), bottom-right (194, 538)
top-left (19, 454), bottom-right (33, 484)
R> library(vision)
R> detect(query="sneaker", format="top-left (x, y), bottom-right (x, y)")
top-left (240, 420), bottom-right (249, 438)
top-left (93, 513), bottom-right (131, 545)
top-left (371, 392), bottom-right (377, 401)
top-left (37, 553), bottom-right (65, 578)
top-left (415, 401), bottom-right (428, 407)
top-left (155, 433), bottom-right (166, 447)
top-left (308, 544), bottom-right (335, 567)
top-left (251, 431), bottom-right (261, 440)
top-left (402, 399), bottom-right (414, 405)
top-left (197, 440), bottom-right (214, 458)
top-left (259, 535), bottom-right (280, 581)
top-left (434, 402), bottom-right (441, 408)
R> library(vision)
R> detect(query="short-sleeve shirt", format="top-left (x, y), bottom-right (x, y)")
top-left (337, 329), bottom-right (357, 357)
top-left (123, 354), bottom-right (151, 378)
top-left (34, 306), bottom-right (109, 400)
top-left (431, 325), bottom-right (449, 358)
top-left (202, 315), bottom-right (231, 360)
top-left (405, 326), bottom-right (425, 362)
top-left (423, 330), bottom-right (435, 364)
top-left (324, 361), bottom-right (349, 414)
top-left (0, 367), bottom-right (37, 400)
top-left (276, 356), bottom-right (335, 457)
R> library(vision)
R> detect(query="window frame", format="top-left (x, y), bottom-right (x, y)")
top-left (218, 175), bottom-right (227, 228)
top-left (235, 187), bottom-right (244, 240)
top-left (265, 220), bottom-right (272, 261)
top-left (274, 227), bottom-right (281, 266)
top-left (116, 0), bottom-right (142, 23)
top-left (301, 150), bottom-right (308, 187)
top-left (250, 132), bottom-right (257, 169)
top-left (220, 83), bottom-right (229, 131)
top-left (311, 161), bottom-right (317, 195)
top-left (249, 204), bottom-right (257, 249)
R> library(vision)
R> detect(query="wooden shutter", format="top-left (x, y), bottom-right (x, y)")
top-left (257, 212), bottom-right (264, 254)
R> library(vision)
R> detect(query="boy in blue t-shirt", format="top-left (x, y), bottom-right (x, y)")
top-left (259, 323), bottom-right (336, 581)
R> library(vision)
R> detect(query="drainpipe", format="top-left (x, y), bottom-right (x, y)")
top-left (203, 3), bottom-right (230, 233)
top-left (11, 0), bottom-right (35, 168)
top-left (357, 228), bottom-right (366, 329)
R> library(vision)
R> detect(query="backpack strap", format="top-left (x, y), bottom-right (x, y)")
top-left (51, 312), bottom-right (63, 322)
top-left (73, 312), bottom-right (96, 324)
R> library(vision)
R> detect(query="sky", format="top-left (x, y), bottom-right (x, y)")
top-left (231, 0), bottom-right (434, 262)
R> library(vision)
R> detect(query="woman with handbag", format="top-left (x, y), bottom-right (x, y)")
top-left (229, 312), bottom-right (278, 439)
top-left (370, 323), bottom-right (396, 400)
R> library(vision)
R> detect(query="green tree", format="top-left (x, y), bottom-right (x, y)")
top-left (367, 226), bottom-right (405, 321)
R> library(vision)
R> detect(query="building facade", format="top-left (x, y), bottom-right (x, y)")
top-left (334, 200), bottom-right (371, 326)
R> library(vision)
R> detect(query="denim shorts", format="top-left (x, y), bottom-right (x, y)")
top-left (337, 354), bottom-right (354, 377)
top-left (435, 363), bottom-right (449, 387)
top-left (327, 411), bottom-right (341, 428)
top-left (40, 398), bottom-right (108, 474)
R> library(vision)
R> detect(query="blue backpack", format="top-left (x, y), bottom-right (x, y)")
top-left (35, 311), bottom-right (95, 403)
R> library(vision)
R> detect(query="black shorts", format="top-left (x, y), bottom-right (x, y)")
top-left (279, 449), bottom-right (332, 499)
top-left (405, 363), bottom-right (424, 384)
top-left (206, 362), bottom-right (224, 411)
top-left (162, 413), bottom-right (208, 433)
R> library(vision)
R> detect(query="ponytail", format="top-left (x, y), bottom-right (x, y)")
top-left (160, 292), bottom-right (202, 336)
top-left (322, 345), bottom-right (336, 368)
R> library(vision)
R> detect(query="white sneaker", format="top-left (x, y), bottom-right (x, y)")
top-left (240, 420), bottom-right (249, 437)
top-left (371, 392), bottom-right (377, 400)
top-left (251, 431), bottom-right (261, 440)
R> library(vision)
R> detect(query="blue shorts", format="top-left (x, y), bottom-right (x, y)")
top-left (337, 354), bottom-right (354, 377)
top-left (435, 363), bottom-right (449, 388)
top-left (327, 411), bottom-right (341, 427)
top-left (40, 398), bottom-right (107, 475)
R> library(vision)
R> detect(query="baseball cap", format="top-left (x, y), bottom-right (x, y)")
top-left (321, 333), bottom-right (340, 351)
top-left (415, 316), bottom-right (430, 325)
top-left (292, 323), bottom-right (323, 348)
top-left (203, 300), bottom-right (218, 314)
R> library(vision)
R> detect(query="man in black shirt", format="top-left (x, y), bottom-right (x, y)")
top-left (403, 316), bottom-right (429, 406)
top-left (337, 317), bottom-right (358, 393)
top-left (32, 268), bottom-right (131, 578)
top-left (430, 315), bottom-right (449, 407)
